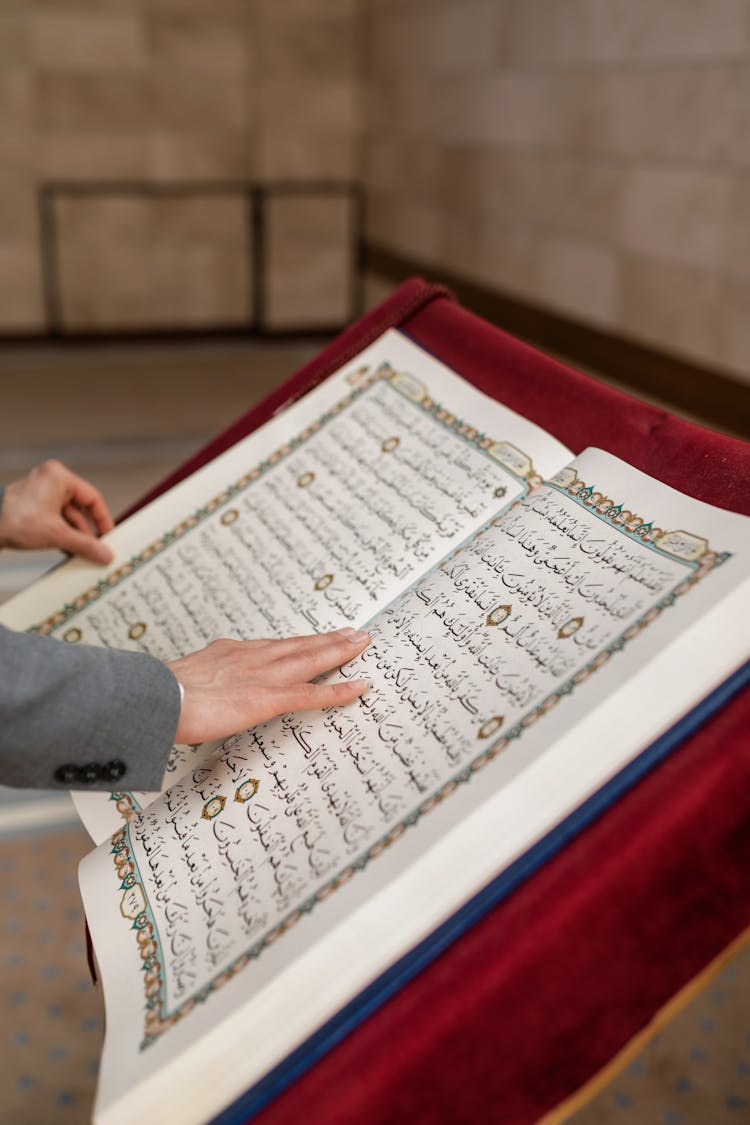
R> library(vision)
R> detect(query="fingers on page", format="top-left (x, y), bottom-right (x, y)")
top-left (265, 630), bottom-right (371, 681)
top-left (276, 677), bottom-right (370, 713)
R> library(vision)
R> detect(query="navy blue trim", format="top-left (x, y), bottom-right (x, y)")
top-left (211, 661), bottom-right (750, 1124)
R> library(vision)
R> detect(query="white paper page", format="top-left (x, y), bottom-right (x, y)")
top-left (0, 330), bottom-right (571, 842)
top-left (81, 447), bottom-right (749, 1124)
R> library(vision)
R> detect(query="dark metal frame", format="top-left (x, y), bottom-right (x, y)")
top-left (36, 179), bottom-right (365, 339)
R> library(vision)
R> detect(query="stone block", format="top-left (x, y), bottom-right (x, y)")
top-left (592, 68), bottom-right (746, 163)
top-left (505, 0), bottom-right (750, 64)
top-left (618, 254), bottom-right (722, 367)
top-left (621, 167), bottom-right (731, 272)
top-left (150, 68), bottom-right (247, 132)
top-left (38, 129), bottom-right (148, 180)
top-left (259, 76), bottom-right (359, 179)
top-left (0, 12), bottom-right (30, 70)
top-left (538, 237), bottom-right (619, 327)
top-left (30, 10), bottom-right (146, 71)
top-left (725, 178), bottom-right (750, 280)
top-left (35, 72), bottom-right (147, 130)
top-left (148, 130), bottom-right (251, 181)
top-left (0, 241), bottom-right (44, 331)
top-left (147, 12), bottom-right (247, 74)
top-left (718, 278), bottom-right (750, 381)
top-left (54, 192), bottom-right (251, 331)
top-left (263, 192), bottom-right (356, 329)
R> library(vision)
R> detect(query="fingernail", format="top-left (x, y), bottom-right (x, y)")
top-left (351, 678), bottom-right (370, 693)
top-left (339, 628), bottom-right (370, 644)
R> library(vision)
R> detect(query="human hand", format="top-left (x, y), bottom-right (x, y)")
top-left (168, 628), bottom-right (371, 744)
top-left (0, 460), bottom-right (114, 564)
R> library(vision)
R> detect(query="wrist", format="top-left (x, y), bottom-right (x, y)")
top-left (0, 482), bottom-right (24, 550)
top-left (0, 485), bottom-right (5, 547)
top-left (169, 668), bottom-right (187, 743)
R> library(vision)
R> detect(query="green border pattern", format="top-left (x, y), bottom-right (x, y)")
top-left (31, 361), bottom-right (535, 827)
top-left (116, 474), bottom-right (724, 1048)
top-left (29, 363), bottom-right (727, 1049)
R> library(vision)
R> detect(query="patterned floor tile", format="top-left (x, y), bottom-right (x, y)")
top-left (0, 824), bottom-right (102, 1125)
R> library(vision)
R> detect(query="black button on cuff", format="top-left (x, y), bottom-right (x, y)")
top-left (79, 763), bottom-right (101, 785)
top-left (104, 759), bottom-right (126, 781)
top-left (54, 759), bottom-right (128, 786)
top-left (54, 764), bottom-right (79, 785)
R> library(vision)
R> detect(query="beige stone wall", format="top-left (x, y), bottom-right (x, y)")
top-left (0, 0), bottom-right (360, 333)
top-left (8, 0), bottom-right (749, 367)
top-left (363, 0), bottom-right (750, 382)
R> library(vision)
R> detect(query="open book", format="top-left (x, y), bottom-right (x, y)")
top-left (1, 330), bottom-right (748, 1124)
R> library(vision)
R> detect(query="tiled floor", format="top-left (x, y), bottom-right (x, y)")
top-left (564, 937), bottom-right (750, 1125)
top-left (0, 823), bottom-right (103, 1125)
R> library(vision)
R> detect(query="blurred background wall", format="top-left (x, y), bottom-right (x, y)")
top-left (0, 0), bottom-right (361, 333)
top-left (1, 0), bottom-right (749, 402)
top-left (363, 0), bottom-right (750, 387)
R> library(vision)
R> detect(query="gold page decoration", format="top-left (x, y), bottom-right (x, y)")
top-left (345, 364), bottom-right (370, 387)
top-left (109, 463), bottom-right (726, 1050)
top-left (31, 362), bottom-right (537, 640)
top-left (234, 779), bottom-right (260, 803)
top-left (558, 617), bottom-right (584, 640)
top-left (478, 716), bottom-right (504, 739)
top-left (486, 605), bottom-right (511, 627)
top-left (201, 797), bottom-right (226, 820)
top-left (46, 365), bottom-right (720, 1055)
top-left (656, 530), bottom-right (709, 562)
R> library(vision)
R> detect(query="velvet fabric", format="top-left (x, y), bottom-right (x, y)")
top-left (129, 280), bottom-right (750, 1125)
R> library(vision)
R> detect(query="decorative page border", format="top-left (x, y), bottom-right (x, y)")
top-left (547, 466), bottom-right (723, 569)
top-left (109, 468), bottom-right (727, 1049)
top-left (28, 360), bottom-right (537, 825)
top-left (30, 363), bottom-right (537, 640)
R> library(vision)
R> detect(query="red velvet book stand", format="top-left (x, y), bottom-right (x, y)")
top-left (130, 280), bottom-right (750, 1125)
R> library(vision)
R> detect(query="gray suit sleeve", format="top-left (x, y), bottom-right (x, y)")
top-left (0, 623), bottom-right (181, 791)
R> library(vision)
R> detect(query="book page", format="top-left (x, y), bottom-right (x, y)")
top-left (0, 330), bottom-right (571, 842)
top-left (80, 447), bottom-right (749, 1124)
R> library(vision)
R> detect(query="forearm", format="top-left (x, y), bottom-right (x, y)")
top-left (0, 625), bottom-right (180, 791)
top-left (0, 624), bottom-right (370, 792)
